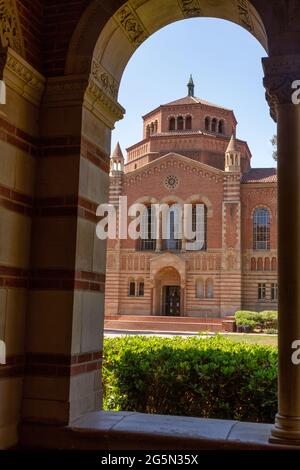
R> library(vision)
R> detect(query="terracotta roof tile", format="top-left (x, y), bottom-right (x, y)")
top-left (241, 168), bottom-right (277, 183)
top-left (163, 95), bottom-right (232, 111)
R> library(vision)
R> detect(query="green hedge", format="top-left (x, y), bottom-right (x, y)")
top-left (103, 336), bottom-right (277, 423)
top-left (235, 310), bottom-right (278, 332)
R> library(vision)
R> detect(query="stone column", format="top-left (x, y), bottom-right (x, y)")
top-left (0, 48), bottom-right (45, 449)
top-left (264, 55), bottom-right (300, 445)
top-left (156, 211), bottom-right (162, 252)
top-left (22, 71), bottom-right (124, 429)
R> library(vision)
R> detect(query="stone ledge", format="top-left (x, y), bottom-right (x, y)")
top-left (19, 411), bottom-right (300, 450)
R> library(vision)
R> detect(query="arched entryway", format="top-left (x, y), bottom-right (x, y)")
top-left (153, 267), bottom-right (182, 316)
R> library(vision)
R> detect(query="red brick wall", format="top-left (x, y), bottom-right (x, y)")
top-left (241, 184), bottom-right (277, 250)
top-left (17, 0), bottom-right (43, 70)
top-left (14, 1), bottom-right (125, 75)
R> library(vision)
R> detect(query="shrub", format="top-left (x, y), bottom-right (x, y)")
top-left (235, 311), bottom-right (260, 331)
top-left (235, 310), bottom-right (278, 332)
top-left (103, 335), bottom-right (277, 423)
top-left (260, 311), bottom-right (278, 330)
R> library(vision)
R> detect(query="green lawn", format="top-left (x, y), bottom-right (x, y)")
top-left (221, 333), bottom-right (278, 347)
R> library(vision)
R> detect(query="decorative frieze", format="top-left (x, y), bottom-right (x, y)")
top-left (263, 55), bottom-right (300, 121)
top-left (84, 78), bottom-right (125, 129)
top-left (187, 254), bottom-right (222, 272)
top-left (114, 3), bottom-right (149, 48)
top-left (0, 0), bottom-right (24, 55)
top-left (124, 158), bottom-right (223, 187)
top-left (43, 75), bottom-right (88, 107)
top-left (237, 0), bottom-right (253, 33)
top-left (0, 47), bottom-right (45, 106)
top-left (91, 60), bottom-right (119, 100)
top-left (120, 254), bottom-right (150, 272)
top-left (178, 0), bottom-right (203, 17)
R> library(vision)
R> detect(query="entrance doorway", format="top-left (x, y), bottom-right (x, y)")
top-left (163, 286), bottom-right (181, 316)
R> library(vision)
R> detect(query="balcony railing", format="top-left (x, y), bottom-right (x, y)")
top-left (162, 239), bottom-right (182, 251)
top-left (137, 239), bottom-right (157, 251)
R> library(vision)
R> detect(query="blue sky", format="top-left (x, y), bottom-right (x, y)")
top-left (112, 18), bottom-right (276, 169)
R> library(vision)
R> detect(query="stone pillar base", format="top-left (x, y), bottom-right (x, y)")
top-left (269, 414), bottom-right (300, 446)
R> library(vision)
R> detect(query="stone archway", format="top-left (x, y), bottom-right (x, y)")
top-left (150, 253), bottom-right (186, 316)
top-left (61, 1), bottom-right (300, 444)
top-left (153, 267), bottom-right (182, 316)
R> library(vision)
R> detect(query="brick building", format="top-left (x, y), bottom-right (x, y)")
top-left (105, 78), bottom-right (278, 318)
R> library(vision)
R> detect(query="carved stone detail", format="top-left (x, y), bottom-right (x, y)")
top-left (237, 0), bottom-right (253, 32)
top-left (0, 0), bottom-right (24, 55)
top-left (0, 47), bottom-right (45, 105)
top-left (91, 60), bottom-right (119, 100)
top-left (178, 0), bottom-right (203, 17)
top-left (114, 3), bottom-right (148, 48)
top-left (85, 78), bottom-right (125, 129)
top-left (43, 76), bottom-right (88, 107)
top-left (124, 158), bottom-right (222, 187)
top-left (263, 55), bottom-right (300, 121)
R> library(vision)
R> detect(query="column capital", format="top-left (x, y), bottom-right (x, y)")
top-left (263, 55), bottom-right (300, 121)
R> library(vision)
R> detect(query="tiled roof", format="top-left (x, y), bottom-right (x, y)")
top-left (241, 168), bottom-right (277, 183)
top-left (163, 95), bottom-right (232, 111)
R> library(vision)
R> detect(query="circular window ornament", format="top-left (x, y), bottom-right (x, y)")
top-left (165, 175), bottom-right (179, 190)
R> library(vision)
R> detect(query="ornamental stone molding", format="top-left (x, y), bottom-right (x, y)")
top-left (178, 0), bottom-right (203, 17)
top-left (0, 47), bottom-right (45, 106)
top-left (124, 157), bottom-right (224, 187)
top-left (114, 3), bottom-right (149, 48)
top-left (236, 0), bottom-right (254, 33)
top-left (84, 78), bottom-right (125, 129)
top-left (43, 74), bottom-right (124, 128)
top-left (164, 175), bottom-right (180, 191)
top-left (263, 54), bottom-right (300, 121)
top-left (42, 75), bottom-right (89, 107)
top-left (149, 253), bottom-right (187, 288)
top-left (90, 60), bottom-right (119, 100)
top-left (0, 0), bottom-right (24, 56)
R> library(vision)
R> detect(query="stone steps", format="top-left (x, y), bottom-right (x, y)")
top-left (104, 317), bottom-right (224, 333)
top-left (106, 315), bottom-right (223, 323)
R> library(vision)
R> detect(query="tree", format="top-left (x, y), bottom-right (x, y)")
top-left (271, 135), bottom-right (277, 161)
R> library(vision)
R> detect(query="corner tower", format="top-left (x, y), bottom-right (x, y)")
top-left (225, 135), bottom-right (241, 172)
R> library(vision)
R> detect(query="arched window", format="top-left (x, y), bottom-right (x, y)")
top-left (163, 204), bottom-right (182, 251)
top-left (186, 115), bottom-right (192, 130)
top-left (205, 117), bottom-right (211, 131)
top-left (264, 257), bottom-right (270, 271)
top-left (154, 120), bottom-right (158, 133)
top-left (257, 257), bottom-right (263, 271)
top-left (186, 204), bottom-right (207, 251)
top-left (137, 280), bottom-right (144, 297)
top-left (251, 257), bottom-right (257, 271)
top-left (138, 205), bottom-right (156, 251)
top-left (253, 208), bottom-right (271, 250)
top-left (271, 257), bottom-right (277, 271)
top-left (206, 279), bottom-right (214, 299)
top-left (150, 122), bottom-right (154, 135)
top-left (146, 124), bottom-right (150, 138)
top-left (128, 280), bottom-right (136, 297)
top-left (177, 116), bottom-right (184, 130)
top-left (218, 120), bottom-right (225, 134)
top-left (195, 279), bottom-right (204, 298)
top-left (211, 118), bottom-right (217, 132)
top-left (169, 117), bottom-right (175, 131)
